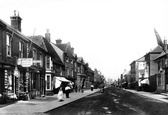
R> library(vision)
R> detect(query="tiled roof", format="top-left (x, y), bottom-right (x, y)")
top-left (28, 35), bottom-right (48, 52)
top-left (56, 43), bottom-right (74, 58)
top-left (150, 45), bottom-right (162, 53)
top-left (43, 38), bottom-right (64, 65)
top-left (153, 51), bottom-right (166, 61)
top-left (56, 43), bottom-right (67, 52)
top-left (50, 43), bottom-right (64, 64)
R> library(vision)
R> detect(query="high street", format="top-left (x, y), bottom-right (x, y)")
top-left (45, 86), bottom-right (168, 115)
top-left (1, 86), bottom-right (168, 115)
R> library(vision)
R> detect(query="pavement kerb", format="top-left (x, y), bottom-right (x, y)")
top-left (44, 89), bottom-right (101, 113)
top-left (123, 89), bottom-right (168, 103)
top-left (0, 89), bottom-right (100, 114)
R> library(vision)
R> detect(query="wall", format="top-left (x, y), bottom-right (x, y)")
top-left (150, 54), bottom-right (160, 76)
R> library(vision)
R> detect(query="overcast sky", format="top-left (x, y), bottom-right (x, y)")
top-left (0, 0), bottom-right (168, 80)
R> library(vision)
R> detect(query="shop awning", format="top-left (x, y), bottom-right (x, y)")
top-left (55, 77), bottom-right (71, 82)
top-left (55, 76), bottom-right (71, 88)
top-left (141, 79), bottom-right (149, 85)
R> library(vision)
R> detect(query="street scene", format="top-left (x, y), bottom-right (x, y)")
top-left (1, 0), bottom-right (168, 115)
top-left (45, 86), bottom-right (168, 115)
top-left (1, 86), bottom-right (168, 115)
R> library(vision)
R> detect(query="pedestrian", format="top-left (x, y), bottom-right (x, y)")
top-left (91, 84), bottom-right (94, 91)
top-left (57, 87), bottom-right (64, 102)
top-left (65, 85), bottom-right (71, 98)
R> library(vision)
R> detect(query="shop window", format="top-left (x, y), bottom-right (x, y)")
top-left (33, 74), bottom-right (36, 89)
top-left (158, 75), bottom-right (161, 86)
top-left (46, 74), bottom-right (51, 90)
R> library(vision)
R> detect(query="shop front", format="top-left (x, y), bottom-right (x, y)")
top-left (0, 63), bottom-right (18, 103)
top-left (76, 73), bottom-right (87, 92)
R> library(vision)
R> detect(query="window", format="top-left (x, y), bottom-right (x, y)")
top-left (67, 68), bottom-right (69, 76)
top-left (66, 58), bottom-right (69, 63)
top-left (71, 68), bottom-right (73, 76)
top-left (39, 53), bottom-right (43, 67)
top-left (71, 60), bottom-right (73, 64)
top-left (46, 56), bottom-right (50, 69)
top-left (32, 49), bottom-right (37, 60)
top-left (158, 74), bottom-right (161, 86)
top-left (75, 63), bottom-right (77, 72)
top-left (45, 74), bottom-right (51, 90)
top-left (6, 34), bottom-right (11, 56)
top-left (26, 44), bottom-right (29, 58)
top-left (78, 66), bottom-right (80, 73)
top-left (81, 65), bottom-right (83, 73)
top-left (60, 67), bottom-right (62, 76)
top-left (19, 41), bottom-right (24, 58)
top-left (32, 49), bottom-right (37, 65)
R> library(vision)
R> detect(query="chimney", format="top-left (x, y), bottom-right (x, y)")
top-left (56, 39), bottom-right (62, 44)
top-left (45, 29), bottom-right (50, 42)
top-left (10, 10), bottom-right (22, 32)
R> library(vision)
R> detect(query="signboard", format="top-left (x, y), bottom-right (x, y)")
top-left (32, 60), bottom-right (41, 64)
top-left (17, 58), bottom-right (33, 67)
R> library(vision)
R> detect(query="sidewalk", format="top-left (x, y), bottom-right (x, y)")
top-left (0, 89), bottom-right (100, 115)
top-left (124, 89), bottom-right (168, 103)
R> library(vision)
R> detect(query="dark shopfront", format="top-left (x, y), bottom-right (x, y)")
top-left (0, 62), bottom-right (17, 103)
top-left (27, 66), bottom-right (45, 99)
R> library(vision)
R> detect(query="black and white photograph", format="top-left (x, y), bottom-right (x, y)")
top-left (0, 0), bottom-right (168, 115)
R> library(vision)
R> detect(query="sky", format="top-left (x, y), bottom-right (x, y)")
top-left (0, 0), bottom-right (168, 80)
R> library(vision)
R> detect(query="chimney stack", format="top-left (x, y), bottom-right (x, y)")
top-left (56, 39), bottom-right (62, 44)
top-left (45, 29), bottom-right (50, 42)
top-left (10, 10), bottom-right (22, 32)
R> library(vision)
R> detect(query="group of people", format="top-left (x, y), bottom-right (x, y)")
top-left (57, 83), bottom-right (96, 101)
top-left (57, 85), bottom-right (71, 102)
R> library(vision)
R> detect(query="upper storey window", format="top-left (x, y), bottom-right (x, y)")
top-left (19, 41), bottom-right (24, 58)
top-left (6, 34), bottom-right (11, 57)
top-left (32, 49), bottom-right (37, 65)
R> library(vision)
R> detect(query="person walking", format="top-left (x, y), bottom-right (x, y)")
top-left (65, 85), bottom-right (71, 98)
top-left (57, 87), bottom-right (64, 102)
top-left (91, 84), bottom-right (94, 91)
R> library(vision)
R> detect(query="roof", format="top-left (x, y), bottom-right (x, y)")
top-left (56, 42), bottom-right (74, 58)
top-left (150, 45), bottom-right (163, 53)
top-left (50, 43), bottom-right (64, 64)
top-left (43, 38), bottom-right (64, 65)
top-left (77, 57), bottom-right (83, 62)
top-left (153, 51), bottom-right (166, 61)
top-left (0, 19), bottom-right (29, 42)
top-left (136, 56), bottom-right (145, 62)
top-left (28, 35), bottom-right (48, 52)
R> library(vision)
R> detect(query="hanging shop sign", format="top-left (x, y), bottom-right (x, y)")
top-left (17, 58), bottom-right (33, 67)
top-left (32, 60), bottom-right (41, 64)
